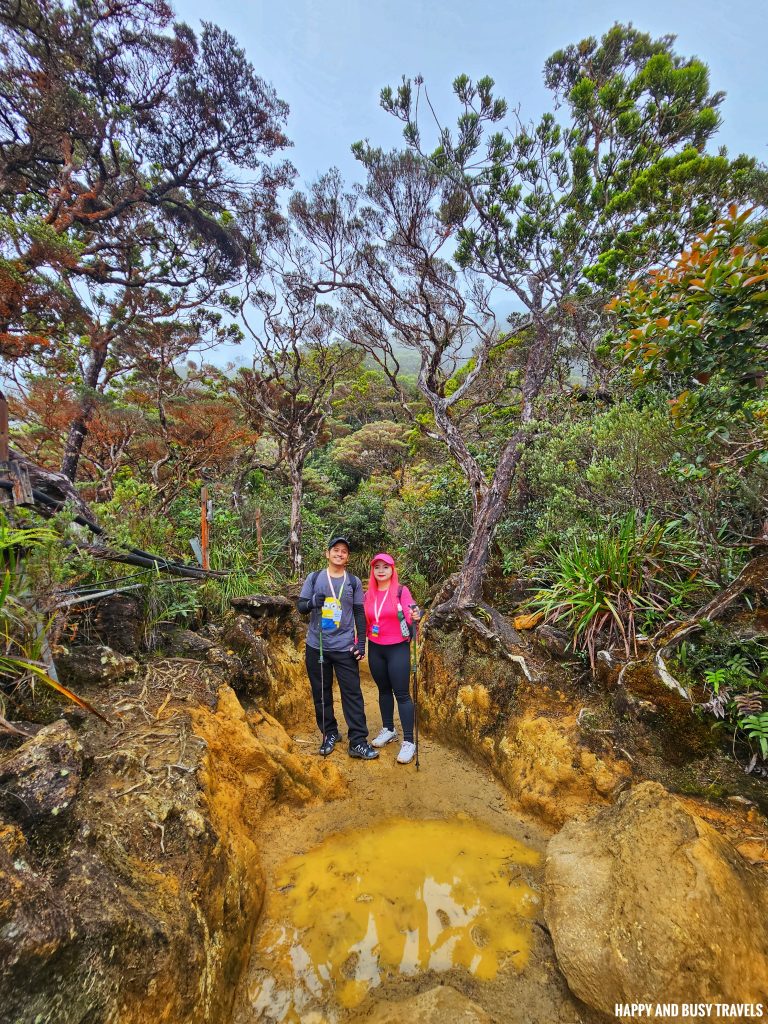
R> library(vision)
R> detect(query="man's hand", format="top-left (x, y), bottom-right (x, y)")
top-left (350, 640), bottom-right (365, 661)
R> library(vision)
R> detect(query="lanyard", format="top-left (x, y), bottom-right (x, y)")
top-left (326, 569), bottom-right (347, 601)
top-left (373, 588), bottom-right (390, 623)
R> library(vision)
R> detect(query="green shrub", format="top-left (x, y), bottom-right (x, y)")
top-left (0, 512), bottom-right (102, 720)
top-left (520, 402), bottom-right (683, 541)
top-left (387, 468), bottom-right (473, 583)
top-left (674, 626), bottom-right (768, 765)
top-left (529, 511), bottom-right (713, 666)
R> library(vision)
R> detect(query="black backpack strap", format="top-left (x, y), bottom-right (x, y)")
top-left (304, 570), bottom-right (321, 607)
top-left (397, 584), bottom-right (403, 600)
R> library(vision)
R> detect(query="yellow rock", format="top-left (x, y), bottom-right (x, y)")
top-left (513, 611), bottom-right (544, 630)
top-left (419, 631), bottom-right (631, 829)
top-left (545, 782), bottom-right (768, 1011)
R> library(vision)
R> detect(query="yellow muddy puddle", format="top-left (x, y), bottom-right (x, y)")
top-left (241, 816), bottom-right (541, 1022)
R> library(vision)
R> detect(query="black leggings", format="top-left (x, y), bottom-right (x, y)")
top-left (305, 645), bottom-right (368, 746)
top-left (368, 640), bottom-right (414, 742)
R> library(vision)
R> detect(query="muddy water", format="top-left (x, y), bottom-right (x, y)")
top-left (245, 818), bottom-right (540, 1019)
top-left (233, 672), bottom-right (600, 1024)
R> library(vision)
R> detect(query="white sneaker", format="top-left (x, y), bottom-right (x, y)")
top-left (397, 741), bottom-right (416, 764)
top-left (371, 727), bottom-right (397, 748)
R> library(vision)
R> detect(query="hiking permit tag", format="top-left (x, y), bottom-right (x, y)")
top-left (372, 589), bottom-right (389, 639)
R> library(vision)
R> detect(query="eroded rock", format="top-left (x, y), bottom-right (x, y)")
top-left (617, 658), bottom-right (715, 761)
top-left (54, 644), bottom-right (138, 687)
top-left (0, 667), bottom-right (346, 1024)
top-left (351, 985), bottom-right (494, 1023)
top-left (92, 593), bottom-right (143, 654)
top-left (160, 628), bottom-right (216, 657)
top-left (206, 645), bottom-right (245, 685)
top-left (0, 720), bottom-right (83, 828)
top-left (230, 594), bottom-right (293, 620)
top-left (0, 823), bottom-right (62, 971)
top-left (594, 649), bottom-right (622, 689)
top-left (496, 710), bottom-right (631, 827)
top-left (544, 781), bottom-right (768, 1011)
top-left (420, 628), bottom-right (631, 828)
top-left (222, 612), bottom-right (307, 725)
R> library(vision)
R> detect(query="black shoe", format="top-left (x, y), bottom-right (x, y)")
top-left (320, 732), bottom-right (340, 757)
top-left (348, 741), bottom-right (379, 760)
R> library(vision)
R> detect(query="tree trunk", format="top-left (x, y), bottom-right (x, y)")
top-left (428, 393), bottom-right (488, 512)
top-left (288, 456), bottom-right (304, 578)
top-left (452, 317), bottom-right (556, 607)
top-left (60, 343), bottom-right (108, 481)
top-left (453, 428), bottom-right (527, 607)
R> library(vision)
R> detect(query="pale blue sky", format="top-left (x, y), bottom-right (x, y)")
top-left (175, 0), bottom-right (767, 187)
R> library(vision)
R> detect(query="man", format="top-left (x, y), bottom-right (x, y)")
top-left (297, 536), bottom-right (379, 760)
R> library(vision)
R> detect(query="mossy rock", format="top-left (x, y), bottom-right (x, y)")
top-left (617, 660), bottom-right (718, 763)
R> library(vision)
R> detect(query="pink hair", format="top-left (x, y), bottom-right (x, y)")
top-left (364, 555), bottom-right (402, 621)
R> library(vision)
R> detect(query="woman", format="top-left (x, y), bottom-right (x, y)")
top-left (364, 553), bottom-right (420, 764)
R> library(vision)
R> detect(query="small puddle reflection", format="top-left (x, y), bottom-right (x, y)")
top-left (243, 817), bottom-right (541, 1022)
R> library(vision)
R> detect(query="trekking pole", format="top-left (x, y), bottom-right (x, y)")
top-left (411, 615), bottom-right (420, 771)
top-left (318, 622), bottom-right (326, 755)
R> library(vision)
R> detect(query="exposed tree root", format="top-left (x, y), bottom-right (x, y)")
top-left (423, 594), bottom-right (534, 679)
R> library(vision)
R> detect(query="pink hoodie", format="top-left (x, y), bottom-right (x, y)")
top-left (364, 553), bottom-right (414, 645)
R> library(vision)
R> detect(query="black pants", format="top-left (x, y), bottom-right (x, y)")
top-left (368, 640), bottom-right (414, 742)
top-left (305, 645), bottom-right (368, 746)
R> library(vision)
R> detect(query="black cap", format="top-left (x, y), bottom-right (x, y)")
top-left (327, 535), bottom-right (351, 551)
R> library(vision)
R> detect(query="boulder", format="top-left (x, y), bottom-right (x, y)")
top-left (0, 720), bottom-right (83, 828)
top-left (92, 593), bottom-right (143, 654)
top-left (160, 628), bottom-right (216, 658)
top-left (534, 623), bottom-right (571, 658)
top-left (54, 645), bottom-right (138, 687)
top-left (544, 781), bottom-right (768, 1012)
top-left (350, 985), bottom-right (494, 1024)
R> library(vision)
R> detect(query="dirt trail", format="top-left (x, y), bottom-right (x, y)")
top-left (232, 670), bottom-right (604, 1024)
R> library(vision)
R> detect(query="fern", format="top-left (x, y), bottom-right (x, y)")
top-left (733, 692), bottom-right (765, 717)
top-left (740, 712), bottom-right (768, 760)
top-left (703, 667), bottom-right (728, 694)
